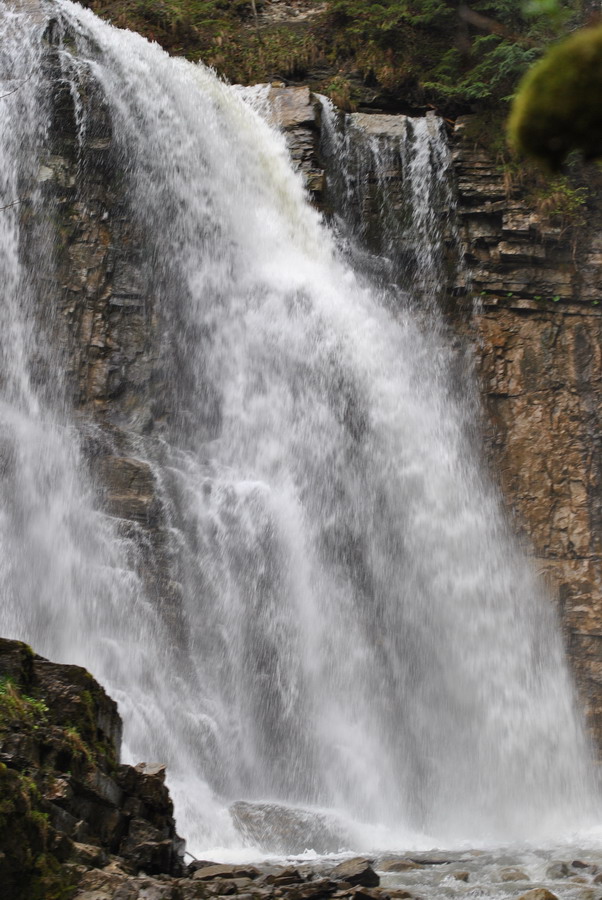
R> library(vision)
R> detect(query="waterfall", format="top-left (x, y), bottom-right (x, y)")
top-left (0, 0), bottom-right (598, 855)
top-left (319, 101), bottom-right (457, 305)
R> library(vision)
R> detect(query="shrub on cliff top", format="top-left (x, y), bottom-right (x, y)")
top-left (325, 0), bottom-right (576, 107)
top-left (80, 0), bottom-right (580, 111)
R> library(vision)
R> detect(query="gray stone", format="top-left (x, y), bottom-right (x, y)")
top-left (192, 865), bottom-right (262, 881)
top-left (349, 113), bottom-right (408, 138)
top-left (452, 871), bottom-right (469, 882)
top-left (517, 891), bottom-right (559, 900)
top-left (71, 842), bottom-right (109, 868)
top-left (230, 800), bottom-right (349, 854)
top-left (268, 86), bottom-right (316, 129)
top-left (330, 859), bottom-right (379, 888)
top-left (546, 862), bottom-right (570, 879)
top-left (499, 867), bottom-right (529, 882)
top-left (378, 860), bottom-right (422, 873)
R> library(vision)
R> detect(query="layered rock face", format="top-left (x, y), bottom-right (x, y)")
top-left (450, 123), bottom-right (602, 746)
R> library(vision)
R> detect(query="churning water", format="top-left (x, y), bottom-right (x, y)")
top-left (0, 0), bottom-right (598, 856)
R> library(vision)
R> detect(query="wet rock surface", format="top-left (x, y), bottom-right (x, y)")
top-left (230, 801), bottom-right (350, 855)
top-left (330, 859), bottom-right (379, 887)
top-left (266, 84), bottom-right (325, 195)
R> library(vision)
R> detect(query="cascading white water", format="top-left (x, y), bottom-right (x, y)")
top-left (318, 101), bottom-right (458, 305)
top-left (0, 0), bottom-right (598, 856)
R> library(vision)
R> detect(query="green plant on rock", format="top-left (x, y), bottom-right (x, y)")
top-left (0, 763), bottom-right (78, 900)
top-left (77, 0), bottom-right (580, 112)
top-left (324, 74), bottom-right (356, 110)
top-left (0, 678), bottom-right (49, 732)
top-left (529, 175), bottom-right (588, 226)
top-left (64, 726), bottom-right (93, 762)
top-left (422, 37), bottom-right (540, 103)
top-left (325, 0), bottom-right (578, 108)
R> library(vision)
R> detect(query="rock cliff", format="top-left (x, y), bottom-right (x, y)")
top-left (451, 122), bottom-right (602, 747)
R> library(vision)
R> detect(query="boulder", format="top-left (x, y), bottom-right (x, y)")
top-left (337, 890), bottom-right (383, 900)
top-left (230, 800), bottom-right (350, 854)
top-left (192, 864), bottom-right (262, 881)
top-left (268, 86), bottom-right (317, 130)
top-left (499, 867), bottom-right (529, 882)
top-left (285, 879), bottom-right (338, 900)
top-left (517, 891), bottom-right (558, 900)
top-left (188, 860), bottom-right (220, 875)
top-left (71, 842), bottom-right (109, 868)
top-left (545, 862), bottom-right (570, 879)
top-left (378, 860), bottom-right (423, 873)
top-left (330, 859), bottom-right (379, 888)
top-left (0, 638), bottom-right (34, 685)
top-left (572, 860), bottom-right (597, 872)
top-left (260, 867), bottom-right (303, 886)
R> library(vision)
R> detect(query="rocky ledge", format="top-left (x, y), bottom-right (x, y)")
top-left (0, 637), bottom-right (183, 899)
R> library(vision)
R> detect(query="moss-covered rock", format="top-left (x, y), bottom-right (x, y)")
top-left (508, 25), bottom-right (602, 169)
top-left (0, 762), bottom-right (78, 900)
top-left (0, 639), bottom-right (184, 900)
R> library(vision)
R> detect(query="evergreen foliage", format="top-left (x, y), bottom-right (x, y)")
top-left (324, 0), bottom-right (576, 107)
top-left (80, 0), bottom-right (579, 111)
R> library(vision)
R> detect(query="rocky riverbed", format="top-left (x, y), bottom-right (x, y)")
top-left (69, 848), bottom-right (602, 900)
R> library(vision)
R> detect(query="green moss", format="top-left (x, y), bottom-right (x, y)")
top-left (0, 764), bottom-right (78, 900)
top-left (321, 0), bottom-right (575, 109)
top-left (528, 174), bottom-right (588, 223)
top-left (509, 25), bottom-right (602, 168)
top-left (323, 74), bottom-right (356, 111)
top-left (64, 726), bottom-right (93, 763)
top-left (30, 853), bottom-right (78, 900)
top-left (70, 688), bottom-right (118, 771)
top-left (200, 22), bottom-right (315, 82)
top-left (0, 678), bottom-right (49, 732)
